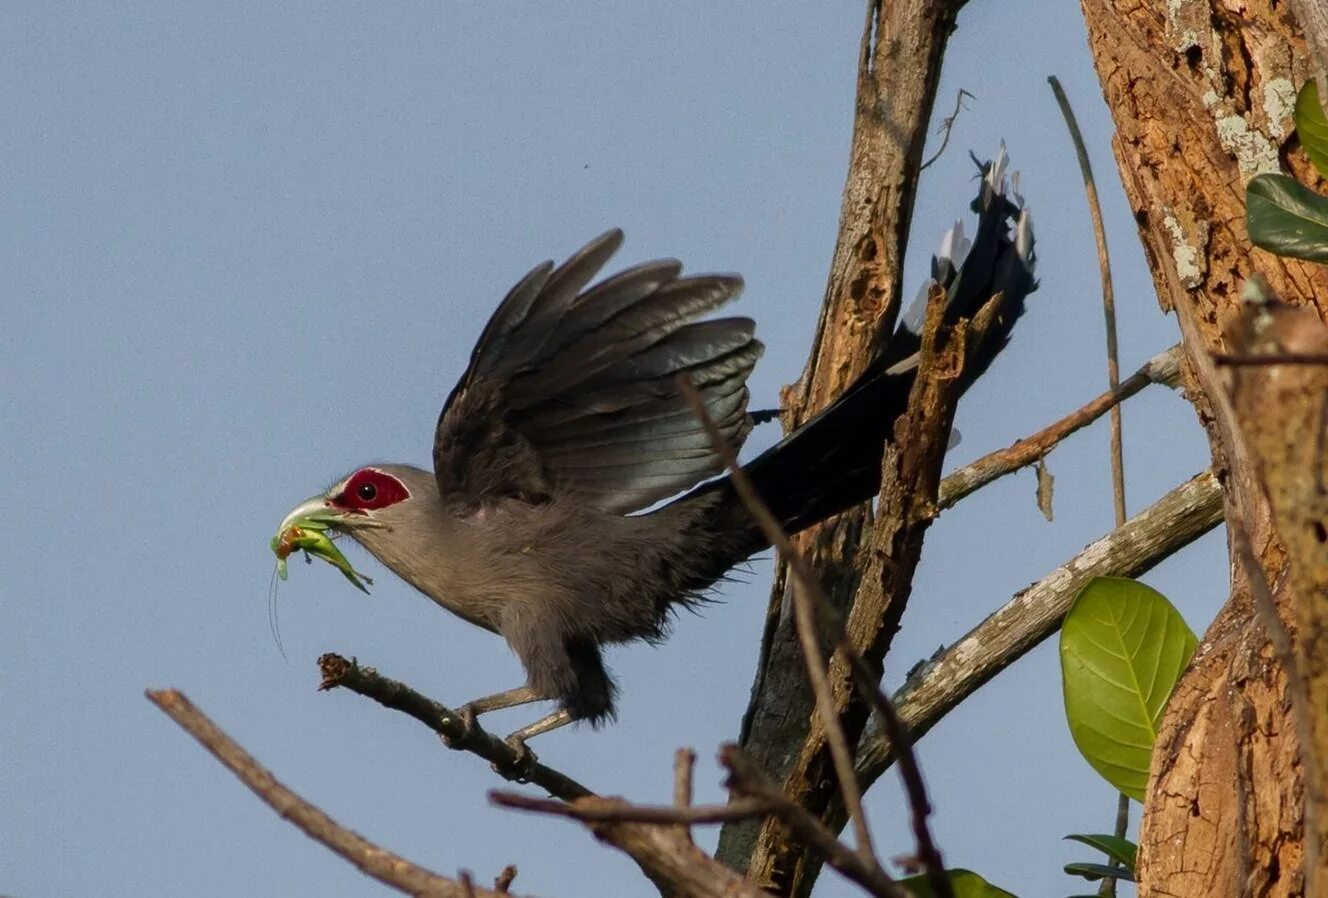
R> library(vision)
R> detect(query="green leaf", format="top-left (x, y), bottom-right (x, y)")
top-left (898, 869), bottom-right (1018, 898)
top-left (1064, 862), bottom-right (1135, 883)
top-left (1247, 172), bottom-right (1328, 262)
top-left (1297, 81), bottom-right (1328, 179)
top-left (1063, 833), bottom-right (1137, 871)
top-left (1060, 577), bottom-right (1197, 801)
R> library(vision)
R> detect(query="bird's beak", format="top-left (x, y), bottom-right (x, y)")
top-left (271, 493), bottom-right (376, 594)
top-left (277, 494), bottom-right (340, 534)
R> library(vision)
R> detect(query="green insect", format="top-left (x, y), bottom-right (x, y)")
top-left (270, 513), bottom-right (374, 594)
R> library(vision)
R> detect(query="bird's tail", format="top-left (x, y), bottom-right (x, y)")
top-left (682, 148), bottom-right (1037, 570)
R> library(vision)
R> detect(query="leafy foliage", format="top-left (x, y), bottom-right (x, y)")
top-left (898, 868), bottom-right (1018, 897)
top-left (1064, 861), bottom-right (1133, 882)
top-left (1247, 173), bottom-right (1328, 263)
top-left (1063, 833), bottom-right (1137, 871)
top-left (1295, 80), bottom-right (1328, 178)
top-left (1060, 577), bottom-right (1197, 801)
top-left (1246, 79), bottom-right (1328, 262)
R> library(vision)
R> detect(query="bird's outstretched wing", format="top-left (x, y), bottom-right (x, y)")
top-left (433, 230), bottom-right (763, 514)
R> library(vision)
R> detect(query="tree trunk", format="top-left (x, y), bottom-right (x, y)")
top-left (715, 0), bottom-right (962, 888)
top-left (1080, 0), bottom-right (1328, 894)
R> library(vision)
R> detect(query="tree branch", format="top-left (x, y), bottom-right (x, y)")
top-left (720, 0), bottom-right (964, 874)
top-left (146, 689), bottom-right (511, 898)
top-left (318, 657), bottom-right (771, 898)
top-left (937, 344), bottom-right (1180, 509)
top-left (317, 654), bottom-right (592, 802)
top-left (855, 469), bottom-right (1223, 782)
top-left (1048, 71), bottom-right (1131, 898)
top-left (489, 792), bottom-right (772, 826)
top-left (722, 745), bottom-right (907, 898)
top-left (681, 374), bottom-right (939, 897)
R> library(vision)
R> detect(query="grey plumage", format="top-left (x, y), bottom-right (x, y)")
top-left (279, 150), bottom-right (1038, 747)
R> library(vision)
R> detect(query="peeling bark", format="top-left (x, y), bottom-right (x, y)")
top-left (715, 0), bottom-right (962, 888)
top-left (1080, 0), bottom-right (1328, 894)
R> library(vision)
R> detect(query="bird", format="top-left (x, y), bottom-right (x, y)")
top-left (276, 151), bottom-right (1036, 764)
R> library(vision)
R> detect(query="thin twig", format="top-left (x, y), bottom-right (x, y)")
top-left (938, 345), bottom-right (1180, 509)
top-left (319, 660), bottom-right (771, 898)
top-left (680, 376), bottom-right (945, 898)
top-left (674, 748), bottom-right (696, 809)
top-left (146, 689), bottom-right (496, 898)
top-left (490, 791), bottom-right (772, 826)
top-left (494, 866), bottom-right (517, 894)
top-left (317, 654), bottom-right (592, 802)
top-left (920, 88), bottom-right (975, 171)
top-left (674, 747), bottom-right (697, 842)
top-left (678, 377), bottom-right (879, 862)
top-left (1049, 72), bottom-right (1130, 896)
top-left (460, 872), bottom-right (477, 898)
top-left (721, 745), bottom-right (906, 898)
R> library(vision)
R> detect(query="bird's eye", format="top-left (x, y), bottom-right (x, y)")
top-left (332, 467), bottom-right (410, 511)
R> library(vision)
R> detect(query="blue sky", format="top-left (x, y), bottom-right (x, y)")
top-left (3, 4), bottom-right (1226, 896)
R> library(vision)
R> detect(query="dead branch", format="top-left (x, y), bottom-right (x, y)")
top-left (854, 469), bottom-right (1223, 781)
top-left (317, 654), bottom-right (592, 801)
top-left (920, 88), bottom-right (974, 171)
top-left (1049, 71), bottom-right (1131, 897)
top-left (681, 369), bottom-right (949, 898)
top-left (146, 689), bottom-right (512, 898)
top-left (937, 344), bottom-right (1180, 509)
top-left (675, 748), bottom-right (697, 842)
top-left (489, 792), bottom-right (771, 826)
top-left (721, 0), bottom-right (964, 876)
top-left (318, 657), bottom-right (771, 898)
top-left (721, 745), bottom-right (906, 898)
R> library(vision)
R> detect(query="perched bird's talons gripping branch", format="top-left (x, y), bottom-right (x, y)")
top-left (280, 151), bottom-right (1037, 752)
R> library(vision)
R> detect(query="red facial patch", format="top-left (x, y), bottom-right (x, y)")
top-left (331, 468), bottom-right (411, 512)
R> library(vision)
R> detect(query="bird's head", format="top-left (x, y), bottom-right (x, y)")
top-left (272, 464), bottom-right (438, 592)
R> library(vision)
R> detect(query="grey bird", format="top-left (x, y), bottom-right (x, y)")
top-left (276, 152), bottom-right (1036, 761)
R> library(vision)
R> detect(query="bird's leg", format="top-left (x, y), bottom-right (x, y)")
top-left (498, 708), bottom-right (574, 778)
top-left (443, 685), bottom-right (544, 748)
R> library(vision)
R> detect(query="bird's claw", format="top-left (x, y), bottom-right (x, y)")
top-left (491, 735), bottom-right (538, 783)
top-left (442, 704), bottom-right (481, 750)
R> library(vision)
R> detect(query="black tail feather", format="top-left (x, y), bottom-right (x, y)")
top-left (698, 148), bottom-right (1038, 542)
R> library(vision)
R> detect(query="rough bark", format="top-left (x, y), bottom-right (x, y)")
top-left (1080, 0), bottom-right (1328, 894)
top-left (715, 0), bottom-right (962, 885)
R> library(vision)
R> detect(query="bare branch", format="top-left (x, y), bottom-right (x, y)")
top-left (855, 470), bottom-right (1223, 782)
top-left (920, 88), bottom-right (974, 171)
top-left (721, 0), bottom-right (966, 883)
top-left (490, 791), bottom-right (771, 826)
top-left (318, 654), bottom-right (592, 802)
top-left (721, 745), bottom-right (907, 898)
top-left (146, 689), bottom-right (508, 898)
top-left (319, 658), bottom-right (771, 898)
top-left (678, 375), bottom-right (882, 864)
top-left (681, 374), bottom-right (947, 898)
top-left (938, 345), bottom-right (1180, 509)
top-left (674, 747), bottom-right (698, 843)
top-left (1049, 71), bottom-right (1131, 897)
top-left (674, 748), bottom-right (696, 810)
top-left (494, 866), bottom-right (517, 894)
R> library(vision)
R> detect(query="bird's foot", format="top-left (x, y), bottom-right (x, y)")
top-left (441, 704), bottom-right (481, 750)
top-left (491, 735), bottom-right (539, 783)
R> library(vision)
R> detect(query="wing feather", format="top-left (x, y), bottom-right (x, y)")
top-left (434, 232), bottom-right (762, 513)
